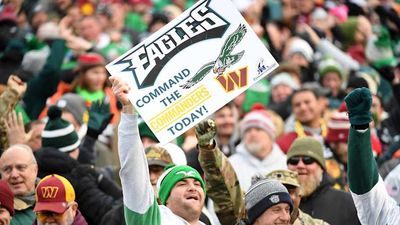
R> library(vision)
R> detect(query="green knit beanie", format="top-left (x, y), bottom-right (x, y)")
top-left (339, 17), bottom-right (358, 50)
top-left (157, 165), bottom-right (205, 205)
top-left (318, 58), bottom-right (344, 80)
top-left (139, 121), bottom-right (159, 142)
top-left (41, 106), bottom-right (80, 152)
top-left (287, 137), bottom-right (326, 170)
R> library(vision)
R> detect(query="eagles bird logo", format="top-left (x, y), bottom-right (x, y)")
top-left (180, 24), bottom-right (247, 89)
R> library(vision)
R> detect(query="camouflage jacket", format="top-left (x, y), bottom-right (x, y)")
top-left (294, 209), bottom-right (330, 225)
top-left (198, 142), bottom-right (331, 225)
top-left (198, 143), bottom-right (246, 225)
top-left (0, 87), bottom-right (19, 152)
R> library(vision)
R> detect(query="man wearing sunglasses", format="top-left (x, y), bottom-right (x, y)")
top-left (33, 174), bottom-right (87, 225)
top-left (346, 87), bottom-right (400, 224)
top-left (286, 137), bottom-right (360, 225)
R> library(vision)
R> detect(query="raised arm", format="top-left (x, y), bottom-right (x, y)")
top-left (196, 119), bottom-right (245, 225)
top-left (345, 88), bottom-right (400, 225)
top-left (111, 76), bottom-right (160, 225)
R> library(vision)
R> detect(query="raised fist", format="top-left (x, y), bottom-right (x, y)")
top-left (344, 87), bottom-right (372, 126)
top-left (7, 75), bottom-right (26, 96)
top-left (195, 119), bottom-right (217, 147)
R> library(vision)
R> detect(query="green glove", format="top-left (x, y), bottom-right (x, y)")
top-left (344, 87), bottom-right (372, 126)
top-left (87, 100), bottom-right (113, 138)
top-left (195, 119), bottom-right (217, 147)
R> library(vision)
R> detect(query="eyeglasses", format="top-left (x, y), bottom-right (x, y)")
top-left (36, 205), bottom-right (71, 222)
top-left (287, 156), bottom-right (316, 166)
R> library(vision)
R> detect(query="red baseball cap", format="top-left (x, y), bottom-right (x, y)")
top-left (34, 174), bottom-right (75, 214)
top-left (78, 53), bottom-right (105, 67)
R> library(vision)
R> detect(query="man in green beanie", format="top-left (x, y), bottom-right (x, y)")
top-left (110, 76), bottom-right (207, 225)
top-left (345, 87), bottom-right (400, 224)
top-left (286, 137), bottom-right (360, 225)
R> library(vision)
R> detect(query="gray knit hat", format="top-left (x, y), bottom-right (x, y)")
top-left (245, 179), bottom-right (293, 225)
top-left (41, 106), bottom-right (80, 153)
top-left (56, 93), bottom-right (86, 126)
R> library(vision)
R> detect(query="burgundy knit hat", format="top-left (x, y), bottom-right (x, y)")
top-left (0, 180), bottom-right (15, 216)
top-left (326, 103), bottom-right (350, 143)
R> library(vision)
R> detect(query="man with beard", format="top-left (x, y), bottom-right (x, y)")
top-left (110, 76), bottom-right (207, 225)
top-left (286, 137), bottom-right (360, 225)
top-left (32, 174), bottom-right (87, 225)
top-left (229, 106), bottom-right (286, 191)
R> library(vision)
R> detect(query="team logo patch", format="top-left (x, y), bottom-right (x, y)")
top-left (176, 171), bottom-right (197, 177)
top-left (269, 195), bottom-right (280, 204)
top-left (41, 186), bottom-right (59, 199)
top-left (180, 24), bottom-right (247, 89)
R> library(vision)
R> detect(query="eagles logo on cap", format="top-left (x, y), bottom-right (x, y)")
top-left (176, 170), bottom-right (196, 177)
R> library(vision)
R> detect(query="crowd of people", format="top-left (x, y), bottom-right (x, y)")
top-left (0, 0), bottom-right (399, 225)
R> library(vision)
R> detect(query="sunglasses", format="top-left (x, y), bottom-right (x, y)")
top-left (36, 205), bottom-right (71, 222)
top-left (36, 211), bottom-right (65, 222)
top-left (287, 156), bottom-right (316, 166)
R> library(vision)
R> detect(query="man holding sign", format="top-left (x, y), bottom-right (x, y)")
top-left (111, 76), bottom-right (207, 225)
top-left (106, 0), bottom-right (278, 144)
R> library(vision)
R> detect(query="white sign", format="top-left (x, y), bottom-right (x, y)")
top-left (106, 0), bottom-right (278, 144)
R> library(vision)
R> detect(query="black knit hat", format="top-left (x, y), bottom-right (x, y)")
top-left (41, 106), bottom-right (80, 153)
top-left (245, 179), bottom-right (293, 225)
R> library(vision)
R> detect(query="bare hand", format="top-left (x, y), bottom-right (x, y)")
top-left (66, 36), bottom-right (93, 52)
top-left (0, 216), bottom-right (11, 225)
top-left (7, 75), bottom-right (27, 96)
top-left (59, 16), bottom-right (74, 40)
top-left (4, 111), bottom-right (33, 145)
top-left (109, 76), bottom-right (133, 110)
top-left (297, 24), bottom-right (320, 45)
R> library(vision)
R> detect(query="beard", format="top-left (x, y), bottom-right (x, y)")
top-left (37, 210), bottom-right (75, 225)
top-left (298, 171), bottom-right (322, 197)
top-left (245, 142), bottom-right (263, 154)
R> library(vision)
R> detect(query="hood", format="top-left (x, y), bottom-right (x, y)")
top-left (235, 142), bottom-right (285, 167)
top-left (35, 147), bottom-right (79, 178)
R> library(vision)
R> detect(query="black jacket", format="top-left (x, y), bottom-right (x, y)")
top-left (35, 147), bottom-right (122, 225)
top-left (300, 173), bottom-right (361, 225)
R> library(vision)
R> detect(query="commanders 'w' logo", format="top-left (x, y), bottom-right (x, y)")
top-left (215, 66), bottom-right (248, 92)
top-left (41, 186), bottom-right (59, 198)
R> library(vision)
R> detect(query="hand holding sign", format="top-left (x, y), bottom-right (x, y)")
top-left (107, 0), bottom-right (278, 144)
top-left (110, 76), bottom-right (133, 113)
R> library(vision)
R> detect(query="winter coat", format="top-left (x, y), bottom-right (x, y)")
top-left (23, 39), bottom-right (66, 120)
top-left (11, 198), bottom-right (35, 225)
top-left (300, 173), bottom-right (361, 225)
top-left (34, 147), bottom-right (122, 225)
top-left (229, 143), bottom-right (287, 191)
